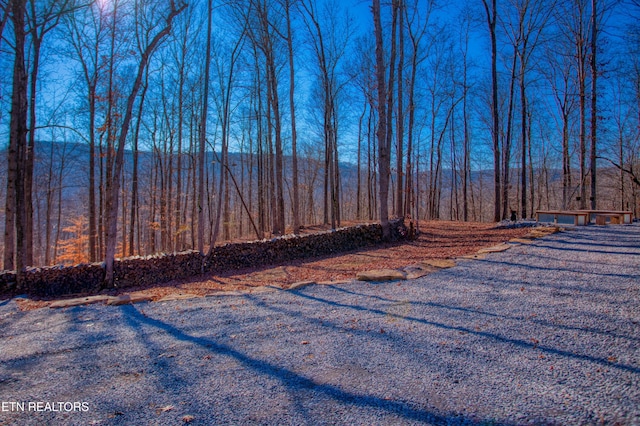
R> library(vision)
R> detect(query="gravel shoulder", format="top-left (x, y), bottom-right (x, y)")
top-left (0, 225), bottom-right (639, 425)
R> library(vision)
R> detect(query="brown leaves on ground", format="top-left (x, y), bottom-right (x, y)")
top-left (16, 220), bottom-right (532, 310)
top-left (114, 221), bottom-right (531, 297)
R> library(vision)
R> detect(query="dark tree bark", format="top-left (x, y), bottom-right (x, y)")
top-left (395, 0), bottom-right (405, 217)
top-left (385, 0), bottom-right (398, 219)
top-left (373, 0), bottom-right (390, 239)
top-left (589, 0), bottom-right (598, 209)
top-left (575, 0), bottom-right (588, 209)
top-left (285, 0), bottom-right (301, 234)
top-left (502, 48), bottom-right (518, 220)
top-left (482, 0), bottom-right (502, 222)
top-left (5, 0), bottom-right (28, 281)
top-left (198, 0), bottom-right (212, 254)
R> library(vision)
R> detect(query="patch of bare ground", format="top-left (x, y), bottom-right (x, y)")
top-left (15, 221), bottom-right (535, 310)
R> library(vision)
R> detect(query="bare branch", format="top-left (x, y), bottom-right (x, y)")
top-left (597, 156), bottom-right (640, 187)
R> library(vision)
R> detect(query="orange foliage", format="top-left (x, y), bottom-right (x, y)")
top-left (56, 216), bottom-right (90, 265)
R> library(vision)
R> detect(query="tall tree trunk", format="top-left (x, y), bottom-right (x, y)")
top-left (503, 48), bottom-right (518, 220)
top-left (128, 70), bottom-right (149, 256)
top-left (357, 101), bottom-right (366, 220)
top-left (395, 0), bottom-right (405, 217)
top-left (332, 112), bottom-right (341, 226)
top-left (589, 0), bottom-right (597, 209)
top-left (211, 28), bottom-right (244, 247)
top-left (6, 0), bottom-right (28, 283)
top-left (285, 0), bottom-right (300, 234)
top-left (198, 0), bottom-right (212, 254)
top-left (44, 143), bottom-right (55, 265)
top-left (562, 106), bottom-right (571, 209)
top-left (520, 54), bottom-right (528, 219)
top-left (269, 59), bottom-right (285, 235)
top-left (462, 33), bottom-right (470, 222)
top-left (175, 63), bottom-right (185, 251)
top-left (25, 30), bottom-right (41, 268)
top-left (386, 0), bottom-right (398, 219)
top-left (88, 79), bottom-right (98, 261)
top-left (577, 1), bottom-right (587, 209)
top-left (528, 111), bottom-right (534, 217)
top-left (482, 0), bottom-right (501, 222)
top-left (69, 9), bottom-right (101, 262)
top-left (367, 103), bottom-right (376, 221)
top-left (373, 0), bottom-right (390, 239)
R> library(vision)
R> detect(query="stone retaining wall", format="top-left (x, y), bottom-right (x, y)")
top-left (0, 219), bottom-right (408, 297)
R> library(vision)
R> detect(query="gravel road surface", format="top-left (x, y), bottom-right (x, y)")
top-left (1, 225), bottom-right (639, 425)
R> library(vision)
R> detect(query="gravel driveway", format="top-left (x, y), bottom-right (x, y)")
top-left (1, 225), bottom-right (639, 425)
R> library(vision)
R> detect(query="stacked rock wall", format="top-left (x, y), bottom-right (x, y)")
top-left (0, 219), bottom-right (407, 297)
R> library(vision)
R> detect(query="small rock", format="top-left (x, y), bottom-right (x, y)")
top-left (419, 259), bottom-right (456, 269)
top-left (477, 243), bottom-right (512, 254)
top-left (526, 226), bottom-right (560, 239)
top-left (356, 269), bottom-right (406, 282)
top-left (288, 280), bottom-right (315, 290)
top-left (402, 264), bottom-right (437, 280)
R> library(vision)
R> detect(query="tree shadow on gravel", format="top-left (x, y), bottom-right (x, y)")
top-left (119, 303), bottom-right (507, 425)
top-left (535, 226), bottom-right (640, 254)
top-left (328, 285), bottom-right (640, 344)
top-left (473, 256), bottom-right (637, 287)
top-left (533, 240), bottom-right (640, 256)
top-left (507, 249), bottom-right (637, 269)
top-left (290, 289), bottom-right (640, 376)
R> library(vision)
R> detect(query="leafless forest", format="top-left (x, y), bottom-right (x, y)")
top-left (1, 0), bottom-right (639, 282)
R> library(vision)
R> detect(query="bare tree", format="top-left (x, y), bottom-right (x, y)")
top-left (24, 0), bottom-right (83, 266)
top-left (502, 0), bottom-right (554, 219)
top-left (4, 0), bottom-right (81, 277)
top-left (395, 0), bottom-right (405, 217)
top-left (589, 0), bottom-right (598, 209)
top-left (246, 0), bottom-right (286, 235)
top-left (482, 0), bottom-right (502, 222)
top-left (404, 0), bottom-right (432, 221)
top-left (104, 0), bottom-right (186, 286)
top-left (571, 0), bottom-right (589, 209)
top-left (65, 2), bottom-right (109, 262)
top-left (197, 0), bottom-right (212, 254)
top-left (373, 0), bottom-right (391, 238)
top-left (457, 6), bottom-right (474, 222)
top-left (551, 57), bottom-right (576, 210)
top-left (5, 0), bottom-right (28, 278)
top-left (210, 8), bottom-right (247, 247)
top-left (300, 0), bottom-right (351, 229)
top-left (284, 0), bottom-right (301, 234)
